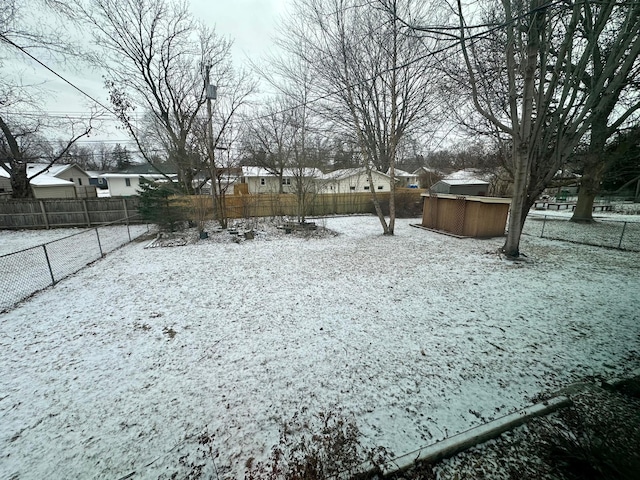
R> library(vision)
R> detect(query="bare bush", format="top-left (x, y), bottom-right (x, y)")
top-left (245, 410), bottom-right (390, 480)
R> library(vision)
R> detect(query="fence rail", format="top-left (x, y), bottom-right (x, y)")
top-left (524, 214), bottom-right (640, 252)
top-left (184, 190), bottom-right (425, 220)
top-left (0, 197), bottom-right (141, 229)
top-left (0, 217), bottom-right (150, 312)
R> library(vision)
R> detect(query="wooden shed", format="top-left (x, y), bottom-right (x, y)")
top-left (421, 193), bottom-right (511, 238)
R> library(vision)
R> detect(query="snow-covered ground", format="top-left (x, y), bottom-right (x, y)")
top-left (1, 215), bottom-right (639, 479)
top-left (0, 224), bottom-right (151, 311)
top-left (524, 210), bottom-right (640, 251)
top-left (0, 228), bottom-right (85, 256)
top-left (0, 224), bottom-right (151, 257)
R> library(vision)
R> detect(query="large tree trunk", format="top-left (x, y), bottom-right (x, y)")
top-left (366, 165), bottom-right (390, 234)
top-left (572, 161), bottom-right (606, 223)
top-left (502, 148), bottom-right (529, 257)
top-left (572, 116), bottom-right (609, 223)
top-left (10, 162), bottom-right (33, 199)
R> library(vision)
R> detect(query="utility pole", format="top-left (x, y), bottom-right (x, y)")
top-left (204, 64), bottom-right (226, 227)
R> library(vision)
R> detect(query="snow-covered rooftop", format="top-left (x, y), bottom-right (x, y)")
top-left (29, 176), bottom-right (74, 186)
top-left (241, 166), bottom-right (323, 178)
top-left (444, 169), bottom-right (490, 181)
top-left (323, 167), bottom-right (390, 180)
top-left (0, 167), bottom-right (74, 186)
top-left (440, 178), bottom-right (490, 186)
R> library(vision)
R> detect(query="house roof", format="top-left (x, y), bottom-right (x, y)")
top-left (388, 168), bottom-right (415, 178)
top-left (413, 166), bottom-right (441, 175)
top-left (322, 167), bottom-right (391, 181)
top-left (26, 163), bottom-right (88, 178)
top-left (99, 173), bottom-right (175, 180)
top-left (242, 166), bottom-right (323, 178)
top-left (118, 163), bottom-right (178, 175)
top-left (0, 165), bottom-right (75, 186)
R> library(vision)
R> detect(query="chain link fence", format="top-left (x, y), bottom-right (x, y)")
top-left (0, 218), bottom-right (151, 312)
top-left (524, 214), bottom-right (640, 252)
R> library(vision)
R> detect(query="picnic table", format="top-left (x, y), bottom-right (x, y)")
top-left (533, 201), bottom-right (613, 212)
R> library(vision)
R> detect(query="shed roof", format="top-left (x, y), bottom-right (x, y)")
top-left (439, 178), bottom-right (490, 186)
top-left (31, 176), bottom-right (75, 187)
top-left (421, 192), bottom-right (511, 203)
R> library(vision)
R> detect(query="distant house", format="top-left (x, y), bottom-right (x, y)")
top-left (27, 163), bottom-right (91, 189)
top-left (240, 167), bottom-right (323, 194)
top-left (413, 166), bottom-right (443, 189)
top-left (0, 163), bottom-right (95, 198)
top-left (85, 171), bottom-right (109, 189)
top-left (198, 167), bottom-right (243, 194)
top-left (237, 166), bottom-right (397, 194)
top-left (389, 168), bottom-right (419, 188)
top-left (430, 178), bottom-right (490, 196)
top-left (321, 168), bottom-right (393, 193)
top-left (99, 173), bottom-right (175, 197)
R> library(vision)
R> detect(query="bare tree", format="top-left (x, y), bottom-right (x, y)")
top-left (277, 0), bottom-right (444, 235)
top-left (454, 0), bottom-right (640, 257)
top-left (76, 0), bottom-right (235, 194)
top-left (0, 0), bottom-right (96, 197)
top-left (570, 4), bottom-right (640, 222)
top-left (202, 67), bottom-right (256, 229)
top-left (243, 97), bottom-right (297, 193)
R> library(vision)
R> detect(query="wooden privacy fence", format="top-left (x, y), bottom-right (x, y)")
top-left (0, 190), bottom-right (425, 229)
top-left (184, 190), bottom-right (425, 220)
top-left (225, 192), bottom-right (382, 218)
top-left (0, 198), bottom-right (141, 229)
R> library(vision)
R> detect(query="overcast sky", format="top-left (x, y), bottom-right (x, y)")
top-left (24, 0), bottom-right (290, 148)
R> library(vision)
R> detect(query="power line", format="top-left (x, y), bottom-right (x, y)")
top-left (0, 33), bottom-right (117, 117)
top-left (240, 0), bottom-right (574, 128)
top-left (0, 0), bottom-right (587, 150)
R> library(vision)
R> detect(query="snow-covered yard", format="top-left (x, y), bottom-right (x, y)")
top-left (1, 215), bottom-right (639, 479)
top-left (0, 224), bottom-right (151, 311)
top-left (524, 210), bottom-right (640, 251)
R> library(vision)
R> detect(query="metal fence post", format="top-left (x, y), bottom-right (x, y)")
top-left (95, 228), bottom-right (104, 257)
top-left (42, 244), bottom-right (56, 285)
top-left (540, 215), bottom-right (547, 238)
top-left (618, 221), bottom-right (627, 249)
top-left (126, 221), bottom-right (131, 242)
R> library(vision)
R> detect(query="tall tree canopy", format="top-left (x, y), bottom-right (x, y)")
top-left (277, 0), bottom-right (446, 235)
top-left (76, 0), bottom-right (237, 194)
top-left (454, 0), bottom-right (640, 256)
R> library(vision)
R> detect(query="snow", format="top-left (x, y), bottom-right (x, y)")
top-left (524, 210), bottom-right (640, 251)
top-left (0, 225), bottom-right (151, 311)
top-left (442, 170), bottom-right (490, 182)
top-left (0, 228), bottom-right (87, 256)
top-left (1, 215), bottom-right (639, 479)
top-left (439, 178), bottom-right (489, 186)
